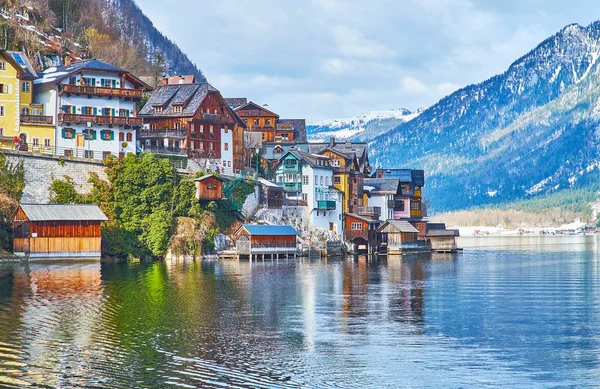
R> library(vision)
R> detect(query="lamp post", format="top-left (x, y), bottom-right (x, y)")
top-left (87, 121), bottom-right (92, 159)
top-left (255, 147), bottom-right (259, 178)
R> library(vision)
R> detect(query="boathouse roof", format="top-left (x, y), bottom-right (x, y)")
top-left (378, 220), bottom-right (419, 233)
top-left (19, 204), bottom-right (108, 222)
top-left (241, 225), bottom-right (298, 236)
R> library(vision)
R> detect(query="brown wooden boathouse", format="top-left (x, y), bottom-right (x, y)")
top-left (13, 204), bottom-right (108, 259)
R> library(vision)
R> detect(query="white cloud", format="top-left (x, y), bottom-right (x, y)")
top-left (135, 0), bottom-right (600, 121)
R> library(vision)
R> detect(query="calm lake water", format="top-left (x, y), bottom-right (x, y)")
top-left (1, 236), bottom-right (600, 388)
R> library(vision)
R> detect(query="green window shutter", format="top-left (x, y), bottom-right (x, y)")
top-left (61, 105), bottom-right (67, 113)
top-left (112, 80), bottom-right (117, 88)
top-left (126, 110), bottom-right (130, 117)
top-left (91, 130), bottom-right (96, 140)
top-left (61, 128), bottom-right (66, 138)
top-left (111, 108), bottom-right (116, 116)
top-left (110, 130), bottom-right (114, 141)
top-left (92, 78), bottom-right (96, 86)
top-left (93, 107), bottom-right (97, 115)
top-left (71, 106), bottom-right (76, 114)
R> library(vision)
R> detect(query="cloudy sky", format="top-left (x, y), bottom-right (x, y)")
top-left (136, 0), bottom-right (600, 123)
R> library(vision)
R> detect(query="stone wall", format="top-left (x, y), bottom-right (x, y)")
top-left (4, 150), bottom-right (108, 204)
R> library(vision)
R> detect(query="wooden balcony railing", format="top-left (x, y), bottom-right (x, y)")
top-left (58, 113), bottom-right (143, 127)
top-left (139, 129), bottom-right (187, 139)
top-left (317, 200), bottom-right (336, 210)
top-left (60, 84), bottom-right (143, 100)
top-left (21, 115), bottom-right (53, 125)
top-left (358, 206), bottom-right (381, 218)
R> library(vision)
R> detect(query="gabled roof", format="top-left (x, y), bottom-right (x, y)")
top-left (364, 178), bottom-right (400, 194)
top-left (427, 229), bottom-right (460, 237)
top-left (345, 213), bottom-right (382, 224)
top-left (261, 142), bottom-right (309, 160)
top-left (19, 204), bottom-right (108, 222)
top-left (34, 58), bottom-right (151, 89)
top-left (277, 119), bottom-right (307, 141)
top-left (274, 150), bottom-right (332, 170)
top-left (234, 101), bottom-right (280, 118)
top-left (0, 50), bottom-right (24, 78)
top-left (374, 168), bottom-right (425, 186)
top-left (8, 51), bottom-right (36, 80)
top-left (378, 220), bottom-right (419, 233)
top-left (194, 174), bottom-right (226, 183)
top-left (139, 83), bottom-right (218, 117)
top-left (307, 140), bottom-right (371, 174)
top-left (239, 224), bottom-right (298, 236)
top-left (165, 75), bottom-right (195, 85)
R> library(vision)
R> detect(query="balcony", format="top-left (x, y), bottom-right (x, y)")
top-left (414, 188), bottom-right (422, 197)
top-left (317, 200), bottom-right (336, 210)
top-left (199, 113), bottom-right (235, 124)
top-left (139, 144), bottom-right (187, 156)
top-left (358, 206), bottom-right (381, 218)
top-left (411, 209), bottom-right (422, 218)
top-left (21, 115), bottom-right (53, 125)
top-left (139, 129), bottom-right (187, 139)
top-left (60, 84), bottom-right (143, 100)
top-left (389, 199), bottom-right (405, 211)
top-left (282, 163), bottom-right (300, 173)
top-left (58, 113), bottom-right (143, 127)
top-left (282, 182), bottom-right (301, 192)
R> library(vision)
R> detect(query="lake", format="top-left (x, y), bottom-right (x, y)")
top-left (0, 236), bottom-right (599, 388)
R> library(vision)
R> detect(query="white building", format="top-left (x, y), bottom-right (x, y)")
top-left (274, 151), bottom-right (343, 237)
top-left (221, 126), bottom-right (233, 176)
top-left (33, 59), bottom-right (150, 160)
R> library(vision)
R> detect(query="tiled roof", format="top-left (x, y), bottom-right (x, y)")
top-left (364, 178), bottom-right (400, 194)
top-left (166, 75), bottom-right (195, 85)
top-left (277, 119), bottom-right (307, 141)
top-left (427, 229), bottom-right (459, 237)
top-left (225, 98), bottom-right (247, 109)
top-left (242, 224), bottom-right (298, 236)
top-left (8, 51), bottom-right (36, 80)
top-left (261, 142), bottom-right (309, 160)
top-left (345, 213), bottom-right (383, 224)
top-left (380, 220), bottom-right (419, 233)
top-left (20, 204), bottom-right (108, 222)
top-left (234, 101), bottom-right (280, 118)
top-left (194, 174), bottom-right (225, 183)
top-left (139, 83), bottom-right (218, 117)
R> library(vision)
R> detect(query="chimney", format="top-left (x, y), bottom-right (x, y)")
top-left (160, 77), bottom-right (168, 85)
top-left (329, 137), bottom-right (335, 147)
top-left (263, 104), bottom-right (268, 108)
top-left (64, 56), bottom-right (72, 67)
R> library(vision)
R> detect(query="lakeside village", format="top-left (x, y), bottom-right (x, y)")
top-left (0, 50), bottom-right (460, 260)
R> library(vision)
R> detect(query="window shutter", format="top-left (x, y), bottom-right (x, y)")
top-left (110, 131), bottom-right (114, 141)
top-left (92, 78), bottom-right (96, 86)
top-left (126, 110), bottom-right (130, 117)
top-left (61, 128), bottom-right (66, 138)
top-left (112, 108), bottom-right (116, 117)
top-left (91, 130), bottom-right (96, 140)
top-left (93, 107), bottom-right (97, 115)
top-left (71, 106), bottom-right (76, 114)
top-left (62, 105), bottom-right (67, 113)
top-left (112, 79), bottom-right (116, 88)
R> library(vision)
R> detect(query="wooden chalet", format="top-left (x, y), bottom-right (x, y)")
top-left (12, 204), bottom-right (108, 259)
top-left (234, 102), bottom-right (281, 143)
top-left (376, 220), bottom-right (426, 255)
top-left (234, 224), bottom-right (298, 260)
top-left (195, 174), bottom-right (226, 201)
top-left (426, 223), bottom-right (460, 253)
top-left (345, 213), bottom-right (382, 254)
top-left (138, 82), bottom-right (247, 172)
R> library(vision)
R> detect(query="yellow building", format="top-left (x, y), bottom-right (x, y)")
top-left (12, 51), bottom-right (55, 152)
top-left (0, 50), bottom-right (21, 149)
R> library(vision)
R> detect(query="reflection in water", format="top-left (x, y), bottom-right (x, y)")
top-left (0, 235), bottom-right (599, 387)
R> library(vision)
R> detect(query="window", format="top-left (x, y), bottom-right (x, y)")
top-left (100, 79), bottom-right (115, 88)
top-left (175, 122), bottom-right (181, 130)
top-left (275, 146), bottom-right (282, 154)
top-left (102, 151), bottom-right (111, 159)
top-left (126, 133), bottom-right (132, 142)
top-left (228, 161), bottom-right (231, 167)
top-left (32, 108), bottom-right (41, 115)
top-left (224, 143), bottom-right (228, 151)
top-left (101, 130), bottom-right (112, 141)
top-left (214, 109), bottom-right (217, 114)
top-left (326, 176), bottom-right (329, 186)
top-left (0, 106), bottom-right (4, 116)
top-left (266, 119), bottom-right (271, 126)
top-left (32, 138), bottom-right (39, 147)
top-left (314, 175), bottom-right (317, 185)
top-left (302, 175), bottom-right (309, 185)
top-left (21, 107), bottom-right (30, 115)
top-left (69, 76), bottom-right (77, 85)
top-left (63, 128), bottom-right (74, 139)
top-left (84, 150), bottom-right (94, 159)
top-left (331, 159), bottom-right (340, 167)
top-left (44, 138), bottom-right (51, 147)
top-left (22, 82), bottom-right (30, 93)
top-left (154, 106), bottom-right (163, 114)
top-left (0, 84), bottom-right (5, 94)
top-left (82, 106), bottom-right (93, 115)
top-left (209, 125), bottom-right (214, 136)
top-left (0, 128), bottom-right (3, 136)
top-left (262, 133), bottom-right (265, 141)
top-left (119, 132), bottom-right (124, 141)
top-left (351, 222), bottom-right (363, 231)
top-left (174, 105), bottom-right (183, 113)
top-left (83, 129), bottom-right (96, 140)
top-left (64, 149), bottom-right (73, 157)
top-left (83, 77), bottom-right (95, 86)
top-left (302, 193), bottom-right (308, 201)
top-left (254, 119), bottom-right (259, 126)
top-left (320, 176), bottom-right (323, 186)
top-left (101, 108), bottom-right (111, 116)
top-left (0, 62), bottom-right (6, 71)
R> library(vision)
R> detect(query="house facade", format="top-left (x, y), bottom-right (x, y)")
top-left (34, 59), bottom-right (151, 160)
top-left (0, 50), bottom-right (23, 149)
top-left (273, 151), bottom-right (343, 236)
top-left (139, 83), bottom-right (246, 174)
top-left (234, 101), bottom-right (280, 143)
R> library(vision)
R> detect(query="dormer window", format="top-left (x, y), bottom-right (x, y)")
top-left (154, 106), bottom-right (163, 114)
top-left (275, 146), bottom-right (282, 154)
top-left (173, 105), bottom-right (183, 113)
top-left (0, 62), bottom-right (6, 71)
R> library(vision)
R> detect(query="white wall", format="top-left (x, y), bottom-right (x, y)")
top-left (221, 127), bottom-right (233, 176)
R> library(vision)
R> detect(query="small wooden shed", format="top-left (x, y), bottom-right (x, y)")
top-left (195, 174), bottom-right (225, 201)
top-left (258, 178), bottom-right (283, 209)
top-left (12, 204), bottom-right (108, 259)
top-left (234, 224), bottom-right (298, 260)
top-left (377, 220), bottom-right (422, 255)
top-left (427, 227), bottom-right (460, 253)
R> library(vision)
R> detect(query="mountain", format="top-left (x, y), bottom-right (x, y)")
top-left (369, 21), bottom-right (600, 213)
top-left (3, 0), bottom-right (204, 81)
top-left (307, 108), bottom-right (420, 141)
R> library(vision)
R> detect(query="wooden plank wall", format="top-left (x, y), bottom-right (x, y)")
top-left (30, 237), bottom-right (101, 253)
top-left (30, 222), bottom-right (101, 238)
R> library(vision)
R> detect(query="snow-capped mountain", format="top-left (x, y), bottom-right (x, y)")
top-left (307, 108), bottom-right (420, 141)
top-left (371, 21), bottom-right (600, 212)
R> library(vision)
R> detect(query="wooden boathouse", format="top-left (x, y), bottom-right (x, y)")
top-left (12, 204), bottom-right (108, 259)
top-left (233, 224), bottom-right (298, 260)
top-left (376, 220), bottom-right (425, 255)
top-left (426, 223), bottom-right (460, 252)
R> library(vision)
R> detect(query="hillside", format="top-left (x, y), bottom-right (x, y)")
top-left (307, 109), bottom-right (420, 141)
top-left (0, 0), bottom-right (204, 82)
top-left (368, 21), bottom-right (600, 213)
